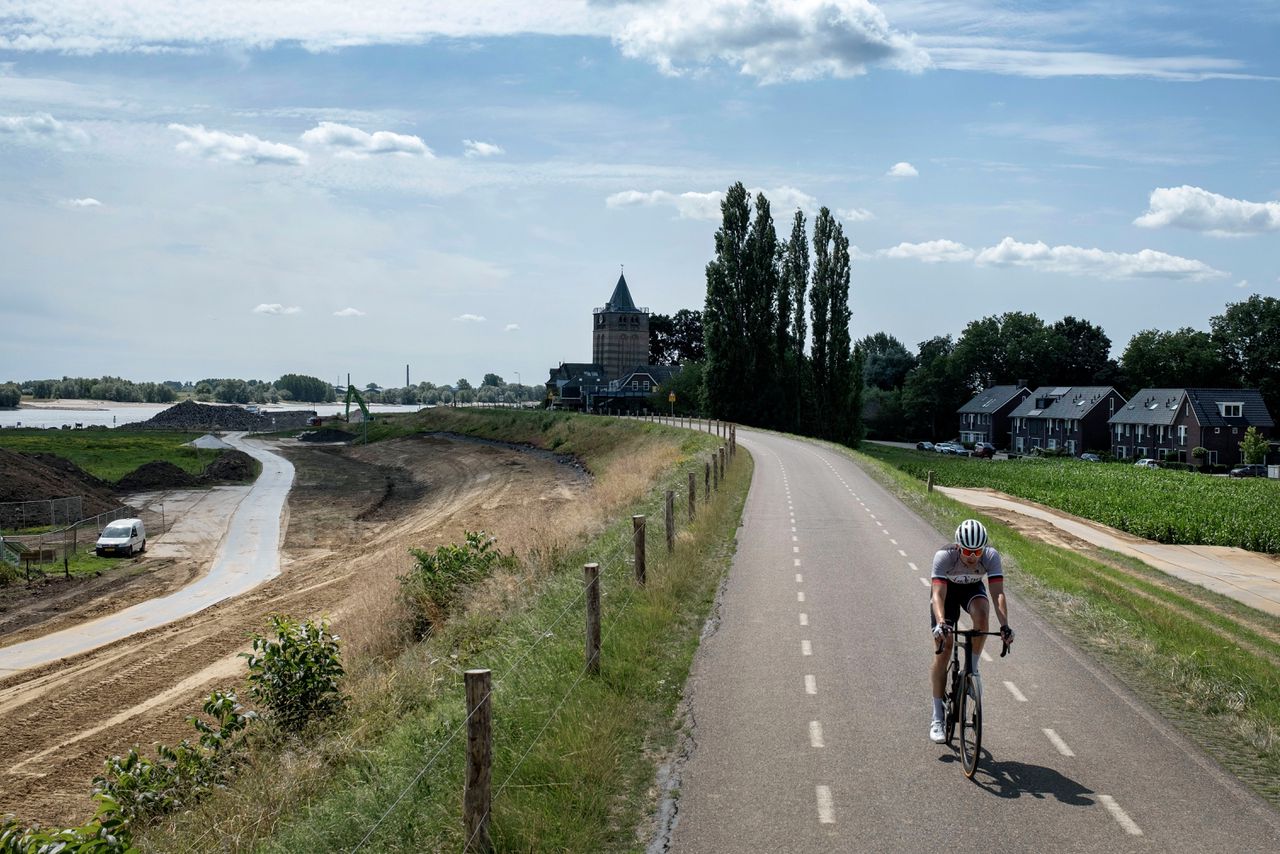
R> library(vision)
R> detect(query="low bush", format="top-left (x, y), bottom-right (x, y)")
top-left (400, 531), bottom-right (517, 639)
top-left (242, 616), bottom-right (345, 734)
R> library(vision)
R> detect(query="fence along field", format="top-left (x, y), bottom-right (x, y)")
top-left (864, 445), bottom-right (1280, 553)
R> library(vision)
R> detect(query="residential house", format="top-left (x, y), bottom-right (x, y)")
top-left (957, 385), bottom-right (1031, 448)
top-left (1108, 388), bottom-right (1274, 465)
top-left (1009, 386), bottom-right (1126, 456)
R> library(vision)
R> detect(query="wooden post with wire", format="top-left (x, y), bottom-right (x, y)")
top-left (705, 460), bottom-right (712, 498)
top-left (665, 490), bottom-right (675, 553)
top-left (688, 471), bottom-right (697, 521)
top-left (464, 668), bottom-right (493, 854)
top-left (712, 454), bottom-right (719, 491)
top-left (927, 470), bottom-right (935, 492)
top-left (584, 563), bottom-right (601, 674)
top-left (632, 515), bottom-right (646, 585)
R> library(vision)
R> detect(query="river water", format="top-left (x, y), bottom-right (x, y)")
top-left (0, 402), bottom-right (424, 430)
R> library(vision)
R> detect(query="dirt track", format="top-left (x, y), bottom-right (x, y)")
top-left (0, 435), bottom-right (589, 825)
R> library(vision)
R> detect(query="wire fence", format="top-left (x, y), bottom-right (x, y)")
top-left (350, 416), bottom-right (738, 852)
top-left (0, 503), bottom-right (172, 580)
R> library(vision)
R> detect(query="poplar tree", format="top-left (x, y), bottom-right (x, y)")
top-left (703, 183), bottom-right (752, 421)
top-left (782, 209), bottom-right (810, 432)
top-left (745, 192), bottom-right (781, 425)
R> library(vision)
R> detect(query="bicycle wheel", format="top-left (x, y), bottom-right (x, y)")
top-left (943, 658), bottom-right (959, 746)
top-left (959, 672), bottom-right (983, 777)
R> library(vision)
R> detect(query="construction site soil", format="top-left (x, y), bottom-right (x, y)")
top-left (122, 399), bottom-right (316, 432)
top-left (0, 434), bottom-right (593, 826)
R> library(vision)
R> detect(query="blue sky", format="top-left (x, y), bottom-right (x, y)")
top-left (1, 1), bottom-right (1277, 390)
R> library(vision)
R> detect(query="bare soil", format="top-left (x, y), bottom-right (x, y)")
top-left (0, 434), bottom-right (590, 825)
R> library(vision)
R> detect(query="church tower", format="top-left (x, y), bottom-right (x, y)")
top-left (593, 271), bottom-right (649, 380)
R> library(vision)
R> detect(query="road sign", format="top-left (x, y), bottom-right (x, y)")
top-left (668, 392), bottom-right (676, 403)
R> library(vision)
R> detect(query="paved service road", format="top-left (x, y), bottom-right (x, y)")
top-left (0, 433), bottom-right (293, 677)
top-left (668, 427), bottom-right (1280, 852)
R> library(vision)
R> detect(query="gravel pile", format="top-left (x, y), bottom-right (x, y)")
top-left (201, 449), bottom-right (256, 482)
top-left (126, 400), bottom-right (316, 431)
top-left (115, 461), bottom-right (201, 491)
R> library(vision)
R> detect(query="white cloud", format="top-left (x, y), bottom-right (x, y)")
top-left (1134, 185), bottom-right (1280, 236)
top-left (0, 111), bottom-right (88, 146)
top-left (453, 313), bottom-right (486, 323)
top-left (253, 303), bottom-right (302, 315)
top-left (333, 307), bottom-right (366, 317)
top-left (65, 197), bottom-right (102, 207)
top-left (463, 139), bottom-right (504, 158)
top-left (886, 161), bottom-right (918, 178)
top-left (763, 185), bottom-right (818, 214)
top-left (505, 323), bottom-right (520, 332)
top-left (879, 236), bottom-right (1226, 281)
top-left (615, 0), bottom-right (930, 83)
top-left (300, 122), bottom-right (432, 158)
top-left (1236, 280), bottom-right (1249, 289)
top-left (924, 46), bottom-right (1268, 82)
top-left (837, 206), bottom-right (874, 222)
top-left (170, 124), bottom-right (307, 166)
top-left (606, 189), bottom-right (723, 221)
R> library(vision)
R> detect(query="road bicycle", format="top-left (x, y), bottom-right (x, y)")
top-left (936, 625), bottom-right (1010, 778)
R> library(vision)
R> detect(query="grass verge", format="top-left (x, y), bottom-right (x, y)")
top-left (846, 444), bottom-right (1280, 807)
top-left (0, 429), bottom-right (208, 481)
top-left (138, 411), bottom-right (750, 852)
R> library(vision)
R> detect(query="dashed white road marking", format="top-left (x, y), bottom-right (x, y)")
top-left (795, 573), bottom-right (803, 583)
top-left (801, 640), bottom-right (812, 656)
top-left (875, 520), bottom-right (883, 527)
top-left (1043, 728), bottom-right (1074, 756)
top-left (792, 535), bottom-right (798, 542)
top-left (908, 562), bottom-right (919, 572)
top-left (919, 577), bottom-right (930, 586)
top-left (981, 650), bottom-right (993, 662)
top-left (805, 674), bottom-right (817, 694)
top-left (793, 546), bottom-right (800, 553)
top-left (791, 526), bottom-right (797, 532)
top-left (815, 785), bottom-right (835, 824)
top-left (882, 529), bottom-right (889, 535)
top-left (797, 591), bottom-right (805, 602)
top-left (794, 558), bottom-right (801, 567)
top-left (869, 514), bottom-right (877, 520)
top-left (890, 538), bottom-right (898, 545)
top-left (799, 613), bottom-right (808, 626)
top-left (898, 549), bottom-right (907, 557)
top-left (1004, 681), bottom-right (1028, 702)
top-left (1098, 795), bottom-right (1143, 836)
top-left (809, 720), bottom-right (825, 748)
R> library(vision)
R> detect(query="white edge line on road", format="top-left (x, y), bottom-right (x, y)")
top-left (1043, 728), bottom-right (1074, 756)
top-left (805, 674), bottom-right (817, 694)
top-left (1004, 681), bottom-right (1028, 702)
top-left (1098, 794), bottom-right (1142, 836)
top-left (799, 613), bottom-right (808, 626)
top-left (809, 720), bottom-right (824, 748)
top-left (815, 785), bottom-right (835, 824)
top-left (801, 640), bottom-right (812, 656)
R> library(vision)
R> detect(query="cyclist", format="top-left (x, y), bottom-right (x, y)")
top-left (929, 518), bottom-right (1013, 743)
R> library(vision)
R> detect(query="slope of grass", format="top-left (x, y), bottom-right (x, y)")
top-left (0, 429), bottom-right (207, 482)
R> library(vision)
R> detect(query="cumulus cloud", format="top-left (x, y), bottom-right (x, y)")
top-left (615, 0), bottom-right (930, 83)
top-left (837, 207), bottom-right (874, 222)
top-left (65, 197), bottom-right (102, 207)
top-left (253, 303), bottom-right (302, 315)
top-left (453, 313), bottom-right (486, 323)
top-left (300, 122), bottom-right (432, 158)
top-left (463, 139), bottom-right (504, 157)
top-left (1134, 185), bottom-right (1280, 236)
top-left (886, 161), bottom-right (918, 178)
top-left (879, 236), bottom-right (1226, 281)
top-left (505, 323), bottom-right (520, 332)
top-left (333, 307), bottom-right (365, 317)
top-left (170, 124), bottom-right (307, 166)
top-left (606, 189), bottom-right (723, 221)
top-left (0, 112), bottom-right (88, 146)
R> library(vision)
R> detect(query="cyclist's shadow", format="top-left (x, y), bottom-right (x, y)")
top-left (939, 751), bottom-right (1094, 805)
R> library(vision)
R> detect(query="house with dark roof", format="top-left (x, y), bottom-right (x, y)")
top-left (1009, 386), bottom-right (1126, 456)
top-left (1108, 388), bottom-right (1274, 465)
top-left (546, 272), bottom-right (681, 412)
top-left (957, 385), bottom-right (1031, 448)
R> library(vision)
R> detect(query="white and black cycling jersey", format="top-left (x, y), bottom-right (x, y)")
top-left (931, 544), bottom-right (1003, 585)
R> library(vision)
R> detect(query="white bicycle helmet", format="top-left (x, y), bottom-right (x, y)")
top-left (955, 519), bottom-right (988, 550)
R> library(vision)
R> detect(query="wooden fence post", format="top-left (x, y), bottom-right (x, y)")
top-left (705, 460), bottom-right (712, 498)
top-left (584, 563), bottom-right (601, 674)
top-left (688, 471), bottom-right (696, 521)
top-left (712, 454), bottom-right (719, 491)
top-left (927, 470), bottom-right (935, 492)
top-left (665, 490), bottom-right (675, 553)
top-left (464, 669), bottom-right (493, 854)
top-left (633, 515), bottom-right (646, 585)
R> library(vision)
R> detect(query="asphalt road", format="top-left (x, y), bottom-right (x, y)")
top-left (0, 432), bottom-right (293, 677)
top-left (668, 427), bottom-right (1280, 852)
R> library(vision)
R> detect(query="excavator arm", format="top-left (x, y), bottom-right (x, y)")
top-left (344, 385), bottom-right (372, 423)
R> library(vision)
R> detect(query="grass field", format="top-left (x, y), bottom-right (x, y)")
top-left (862, 444), bottom-right (1280, 552)
top-left (0, 429), bottom-right (207, 482)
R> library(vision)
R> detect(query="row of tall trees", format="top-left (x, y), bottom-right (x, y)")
top-left (862, 294), bottom-right (1280, 441)
top-left (702, 183), bottom-right (863, 444)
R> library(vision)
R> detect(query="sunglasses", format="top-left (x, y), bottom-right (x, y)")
top-left (959, 546), bottom-right (983, 557)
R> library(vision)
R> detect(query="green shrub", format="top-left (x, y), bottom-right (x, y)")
top-left (0, 812), bottom-right (132, 853)
top-left (401, 531), bottom-right (516, 639)
top-left (242, 617), bottom-right (344, 734)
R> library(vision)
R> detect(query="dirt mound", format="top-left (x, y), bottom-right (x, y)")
top-left (0, 449), bottom-right (120, 526)
top-left (114, 461), bottom-right (201, 492)
top-left (298, 428), bottom-right (354, 443)
top-left (201, 450), bottom-right (256, 482)
top-left (128, 400), bottom-right (271, 432)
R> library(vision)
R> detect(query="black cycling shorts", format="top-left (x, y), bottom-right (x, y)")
top-left (929, 579), bottom-right (989, 627)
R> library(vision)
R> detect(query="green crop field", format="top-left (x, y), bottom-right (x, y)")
top-left (863, 445), bottom-right (1280, 553)
top-left (0, 429), bottom-right (207, 482)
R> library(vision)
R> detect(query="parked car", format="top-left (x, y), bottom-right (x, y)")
top-left (972, 442), bottom-right (996, 458)
top-left (1229, 464), bottom-right (1267, 478)
top-left (1134, 458), bottom-right (1160, 469)
top-left (916, 441), bottom-right (934, 451)
top-left (1079, 453), bottom-right (1101, 462)
top-left (96, 517), bottom-right (147, 557)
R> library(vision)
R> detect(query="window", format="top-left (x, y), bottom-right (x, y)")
top-left (1209, 450), bottom-right (1219, 465)
top-left (1232, 427), bottom-right (1238, 434)
top-left (1215, 427), bottom-right (1220, 434)
top-left (1220, 402), bottom-right (1242, 418)
top-left (1178, 425), bottom-right (1187, 445)
top-left (631, 381), bottom-right (639, 389)
top-left (1116, 445), bottom-right (1127, 459)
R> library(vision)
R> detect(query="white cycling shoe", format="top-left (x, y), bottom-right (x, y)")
top-left (929, 720), bottom-right (945, 744)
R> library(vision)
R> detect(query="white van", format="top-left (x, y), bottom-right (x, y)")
top-left (96, 517), bottom-right (146, 557)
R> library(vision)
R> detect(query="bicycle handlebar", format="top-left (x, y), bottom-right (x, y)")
top-left (933, 627), bottom-right (1011, 658)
